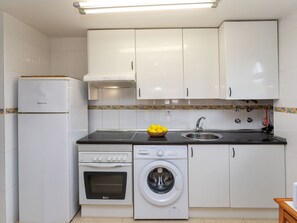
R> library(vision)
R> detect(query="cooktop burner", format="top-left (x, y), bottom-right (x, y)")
top-left (84, 131), bottom-right (137, 141)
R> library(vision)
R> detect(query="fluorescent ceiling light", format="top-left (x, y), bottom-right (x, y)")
top-left (73, 0), bottom-right (220, 15)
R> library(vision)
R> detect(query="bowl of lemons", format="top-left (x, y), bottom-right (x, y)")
top-left (147, 124), bottom-right (168, 137)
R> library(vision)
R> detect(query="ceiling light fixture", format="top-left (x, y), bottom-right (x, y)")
top-left (73, 0), bottom-right (220, 15)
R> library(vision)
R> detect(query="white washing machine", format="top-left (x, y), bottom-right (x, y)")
top-left (133, 145), bottom-right (188, 219)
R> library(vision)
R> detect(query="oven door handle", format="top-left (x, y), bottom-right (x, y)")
top-left (79, 163), bottom-right (132, 168)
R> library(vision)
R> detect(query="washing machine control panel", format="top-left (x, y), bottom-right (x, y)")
top-left (134, 146), bottom-right (187, 159)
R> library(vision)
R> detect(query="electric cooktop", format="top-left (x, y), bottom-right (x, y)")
top-left (79, 130), bottom-right (137, 142)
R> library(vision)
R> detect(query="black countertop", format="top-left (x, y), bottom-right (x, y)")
top-left (77, 130), bottom-right (287, 145)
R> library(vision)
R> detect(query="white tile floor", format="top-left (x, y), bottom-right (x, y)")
top-left (71, 212), bottom-right (278, 223)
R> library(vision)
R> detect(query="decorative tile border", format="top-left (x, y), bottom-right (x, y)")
top-left (89, 105), bottom-right (272, 111)
top-left (5, 108), bottom-right (18, 114)
top-left (274, 107), bottom-right (297, 114)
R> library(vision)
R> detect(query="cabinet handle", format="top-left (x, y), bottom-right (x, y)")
top-left (131, 61), bottom-right (134, 70)
top-left (232, 147), bottom-right (235, 158)
top-left (138, 88), bottom-right (141, 98)
top-left (191, 147), bottom-right (193, 157)
top-left (229, 87), bottom-right (232, 97)
top-left (186, 88), bottom-right (189, 97)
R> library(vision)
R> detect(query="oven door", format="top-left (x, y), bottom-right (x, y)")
top-left (79, 163), bottom-right (132, 205)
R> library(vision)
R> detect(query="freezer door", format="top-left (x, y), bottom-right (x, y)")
top-left (18, 78), bottom-right (69, 112)
top-left (18, 114), bottom-right (72, 222)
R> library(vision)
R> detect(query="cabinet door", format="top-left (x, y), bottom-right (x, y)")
top-left (136, 29), bottom-right (184, 99)
top-left (88, 30), bottom-right (135, 76)
top-left (219, 21), bottom-right (278, 99)
top-left (188, 145), bottom-right (230, 207)
top-left (230, 145), bottom-right (285, 208)
top-left (183, 29), bottom-right (219, 99)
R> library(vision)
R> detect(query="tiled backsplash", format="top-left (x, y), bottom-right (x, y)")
top-left (88, 88), bottom-right (273, 133)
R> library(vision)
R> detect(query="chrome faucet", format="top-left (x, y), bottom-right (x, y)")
top-left (196, 117), bottom-right (206, 131)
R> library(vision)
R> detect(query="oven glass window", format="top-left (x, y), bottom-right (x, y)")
top-left (84, 172), bottom-right (127, 199)
top-left (147, 167), bottom-right (174, 194)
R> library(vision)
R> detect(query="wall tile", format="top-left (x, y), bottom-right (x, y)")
top-left (67, 51), bottom-right (87, 80)
top-left (286, 150), bottom-right (297, 197)
top-left (5, 186), bottom-right (18, 223)
top-left (0, 189), bottom-right (6, 222)
top-left (102, 110), bottom-right (119, 129)
top-left (285, 113), bottom-right (297, 154)
top-left (4, 71), bottom-right (20, 109)
top-left (273, 112), bottom-right (287, 138)
top-left (50, 51), bottom-right (68, 75)
top-left (118, 88), bottom-right (136, 105)
top-left (39, 49), bottom-right (50, 75)
top-left (119, 110), bottom-right (137, 129)
top-left (4, 114), bottom-right (18, 152)
top-left (3, 14), bottom-right (23, 39)
top-left (170, 110), bottom-right (190, 129)
top-left (50, 38), bottom-right (68, 51)
top-left (279, 31), bottom-right (297, 72)
top-left (136, 110), bottom-right (153, 129)
top-left (67, 38), bottom-right (87, 52)
top-left (279, 10), bottom-right (297, 37)
top-left (278, 69), bottom-right (297, 108)
top-left (0, 152), bottom-right (5, 190)
top-left (4, 34), bottom-right (23, 73)
top-left (0, 115), bottom-right (4, 152)
top-left (101, 88), bottom-right (119, 105)
top-left (88, 110), bottom-right (102, 133)
top-left (5, 149), bottom-right (18, 189)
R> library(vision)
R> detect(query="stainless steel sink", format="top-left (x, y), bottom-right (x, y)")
top-left (181, 132), bottom-right (223, 141)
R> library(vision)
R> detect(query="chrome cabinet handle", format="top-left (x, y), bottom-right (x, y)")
top-left (186, 88), bottom-right (189, 97)
top-left (229, 87), bottom-right (232, 97)
top-left (131, 61), bottom-right (134, 70)
top-left (232, 147), bottom-right (235, 158)
top-left (138, 88), bottom-right (141, 98)
top-left (191, 147), bottom-right (193, 157)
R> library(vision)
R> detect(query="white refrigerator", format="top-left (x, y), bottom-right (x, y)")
top-left (18, 77), bottom-right (88, 223)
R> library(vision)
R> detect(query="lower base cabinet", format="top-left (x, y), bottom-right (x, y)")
top-left (188, 144), bottom-right (285, 208)
top-left (230, 145), bottom-right (285, 208)
top-left (188, 145), bottom-right (230, 207)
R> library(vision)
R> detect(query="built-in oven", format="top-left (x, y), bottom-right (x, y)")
top-left (78, 146), bottom-right (132, 205)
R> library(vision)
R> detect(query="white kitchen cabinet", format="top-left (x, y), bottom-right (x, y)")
top-left (183, 29), bottom-right (219, 99)
top-left (219, 21), bottom-right (279, 99)
top-left (188, 145), bottom-right (230, 207)
top-left (230, 145), bottom-right (285, 208)
top-left (136, 29), bottom-right (184, 99)
top-left (87, 30), bottom-right (135, 77)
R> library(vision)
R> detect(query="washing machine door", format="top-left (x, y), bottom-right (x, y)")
top-left (138, 160), bottom-right (184, 206)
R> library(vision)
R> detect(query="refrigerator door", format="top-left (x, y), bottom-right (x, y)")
top-left (18, 78), bottom-right (69, 113)
top-left (18, 114), bottom-right (71, 223)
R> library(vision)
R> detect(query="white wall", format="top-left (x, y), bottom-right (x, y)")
top-left (0, 12), bottom-right (50, 223)
top-left (274, 10), bottom-right (297, 196)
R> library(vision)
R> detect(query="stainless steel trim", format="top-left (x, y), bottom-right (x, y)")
top-left (181, 132), bottom-right (223, 141)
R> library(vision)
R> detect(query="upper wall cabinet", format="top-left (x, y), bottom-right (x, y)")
top-left (87, 30), bottom-right (135, 77)
top-left (219, 21), bottom-right (279, 100)
top-left (183, 29), bottom-right (220, 99)
top-left (136, 29), bottom-right (184, 99)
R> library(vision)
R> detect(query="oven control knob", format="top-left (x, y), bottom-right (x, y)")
top-left (107, 156), bottom-right (112, 161)
top-left (118, 156), bottom-right (122, 161)
top-left (93, 156), bottom-right (98, 162)
top-left (123, 156), bottom-right (127, 161)
top-left (98, 156), bottom-right (103, 162)
top-left (112, 156), bottom-right (117, 161)
top-left (157, 150), bottom-right (164, 157)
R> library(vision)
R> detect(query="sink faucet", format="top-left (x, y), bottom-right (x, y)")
top-left (196, 117), bottom-right (206, 131)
